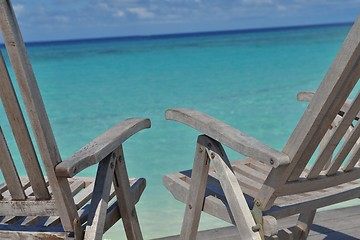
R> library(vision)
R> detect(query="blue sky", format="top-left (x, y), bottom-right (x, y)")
top-left (10, 0), bottom-right (360, 42)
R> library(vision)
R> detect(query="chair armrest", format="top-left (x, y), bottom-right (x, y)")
top-left (297, 91), bottom-right (357, 120)
top-left (296, 91), bottom-right (315, 102)
top-left (56, 118), bottom-right (151, 177)
top-left (165, 108), bottom-right (290, 168)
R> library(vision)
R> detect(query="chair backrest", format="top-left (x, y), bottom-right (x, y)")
top-left (259, 17), bottom-right (360, 208)
top-left (0, 0), bottom-right (78, 231)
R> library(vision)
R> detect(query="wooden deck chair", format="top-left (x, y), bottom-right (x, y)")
top-left (0, 0), bottom-right (150, 239)
top-left (163, 17), bottom-right (360, 240)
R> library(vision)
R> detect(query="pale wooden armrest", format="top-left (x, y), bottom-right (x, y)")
top-left (297, 91), bottom-right (357, 119)
top-left (56, 118), bottom-right (151, 177)
top-left (297, 92), bottom-right (315, 102)
top-left (165, 108), bottom-right (290, 168)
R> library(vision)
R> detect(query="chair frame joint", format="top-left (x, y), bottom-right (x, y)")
top-left (73, 218), bottom-right (84, 240)
top-left (251, 199), bottom-right (265, 240)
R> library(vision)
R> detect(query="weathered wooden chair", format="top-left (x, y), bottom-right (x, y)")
top-left (163, 17), bottom-right (360, 239)
top-left (0, 0), bottom-right (150, 239)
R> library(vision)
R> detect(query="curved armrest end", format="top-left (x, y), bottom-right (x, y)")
top-left (297, 92), bottom-right (315, 102)
top-left (297, 92), bottom-right (356, 119)
top-left (166, 108), bottom-right (289, 168)
top-left (56, 118), bottom-right (151, 177)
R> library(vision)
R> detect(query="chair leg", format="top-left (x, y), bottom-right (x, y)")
top-left (295, 210), bottom-right (316, 240)
top-left (113, 146), bottom-right (143, 240)
top-left (179, 135), bottom-right (211, 240)
top-left (209, 139), bottom-right (262, 240)
top-left (84, 154), bottom-right (116, 240)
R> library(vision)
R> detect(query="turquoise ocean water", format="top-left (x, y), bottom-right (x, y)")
top-left (0, 23), bottom-right (356, 239)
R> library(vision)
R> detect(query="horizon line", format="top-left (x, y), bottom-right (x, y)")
top-left (18, 20), bottom-right (354, 46)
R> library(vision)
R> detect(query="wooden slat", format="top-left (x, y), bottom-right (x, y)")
top-left (164, 166), bottom-right (360, 239)
top-left (278, 169), bottom-right (360, 196)
top-left (232, 164), bottom-right (267, 183)
top-left (84, 154), bottom-right (115, 240)
top-left (69, 180), bottom-right (85, 197)
top-left (0, 198), bottom-right (57, 216)
top-left (244, 159), bottom-right (272, 175)
top-left (307, 92), bottom-right (360, 178)
top-left (113, 145), bottom-right (144, 240)
top-left (0, 0), bottom-right (78, 230)
top-left (284, 62), bottom-right (360, 181)
top-left (0, 127), bottom-right (26, 200)
top-left (322, 116), bottom-right (345, 170)
top-left (104, 178), bottom-right (146, 233)
top-left (326, 119), bottom-right (360, 176)
top-left (0, 231), bottom-right (70, 239)
top-left (287, 35), bottom-right (360, 181)
top-left (163, 172), bottom-right (235, 224)
top-left (259, 17), bottom-right (360, 209)
top-left (270, 184), bottom-right (360, 220)
top-left (154, 205), bottom-right (360, 240)
top-left (209, 141), bottom-right (261, 240)
top-left (74, 182), bottom-right (95, 209)
top-left (344, 139), bottom-right (360, 171)
top-left (178, 136), bottom-right (210, 240)
top-left (0, 52), bottom-right (50, 200)
top-left (165, 108), bottom-right (290, 168)
top-left (1, 216), bottom-right (21, 224)
top-left (295, 210), bottom-right (316, 239)
top-left (56, 118), bottom-right (150, 178)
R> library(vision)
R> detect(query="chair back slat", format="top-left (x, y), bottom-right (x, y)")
top-left (0, 52), bottom-right (50, 200)
top-left (284, 55), bottom-right (360, 181)
top-left (260, 17), bottom-right (360, 208)
top-left (318, 115), bottom-right (343, 171)
top-left (344, 141), bottom-right (360, 171)
top-left (0, 0), bottom-right (78, 230)
top-left (306, 90), bottom-right (360, 179)
top-left (326, 117), bottom-right (360, 175)
top-left (284, 17), bottom-right (360, 182)
top-left (0, 127), bottom-right (26, 200)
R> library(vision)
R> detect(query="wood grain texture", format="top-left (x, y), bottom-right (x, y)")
top-left (209, 140), bottom-right (261, 240)
top-left (0, 127), bottom-right (26, 200)
top-left (112, 146), bottom-right (143, 240)
top-left (0, 1), bottom-right (148, 238)
top-left (179, 136), bottom-right (211, 240)
top-left (154, 205), bottom-right (360, 240)
top-left (326, 118), bottom-right (360, 175)
top-left (0, 0), bottom-right (78, 230)
top-left (84, 155), bottom-right (115, 240)
top-left (0, 52), bottom-right (50, 200)
top-left (164, 19), bottom-right (360, 233)
top-left (257, 16), bottom-right (360, 209)
top-left (285, 16), bottom-right (360, 182)
top-left (56, 118), bottom-right (151, 177)
top-left (0, 198), bottom-right (57, 216)
top-left (166, 108), bottom-right (289, 168)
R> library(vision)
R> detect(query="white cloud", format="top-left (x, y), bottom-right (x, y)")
top-left (127, 7), bottom-right (155, 18)
top-left (114, 10), bottom-right (125, 17)
top-left (13, 4), bottom-right (25, 16)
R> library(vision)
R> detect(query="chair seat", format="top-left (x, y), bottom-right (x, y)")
top-left (0, 176), bottom-right (146, 238)
top-left (164, 158), bottom-right (360, 224)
